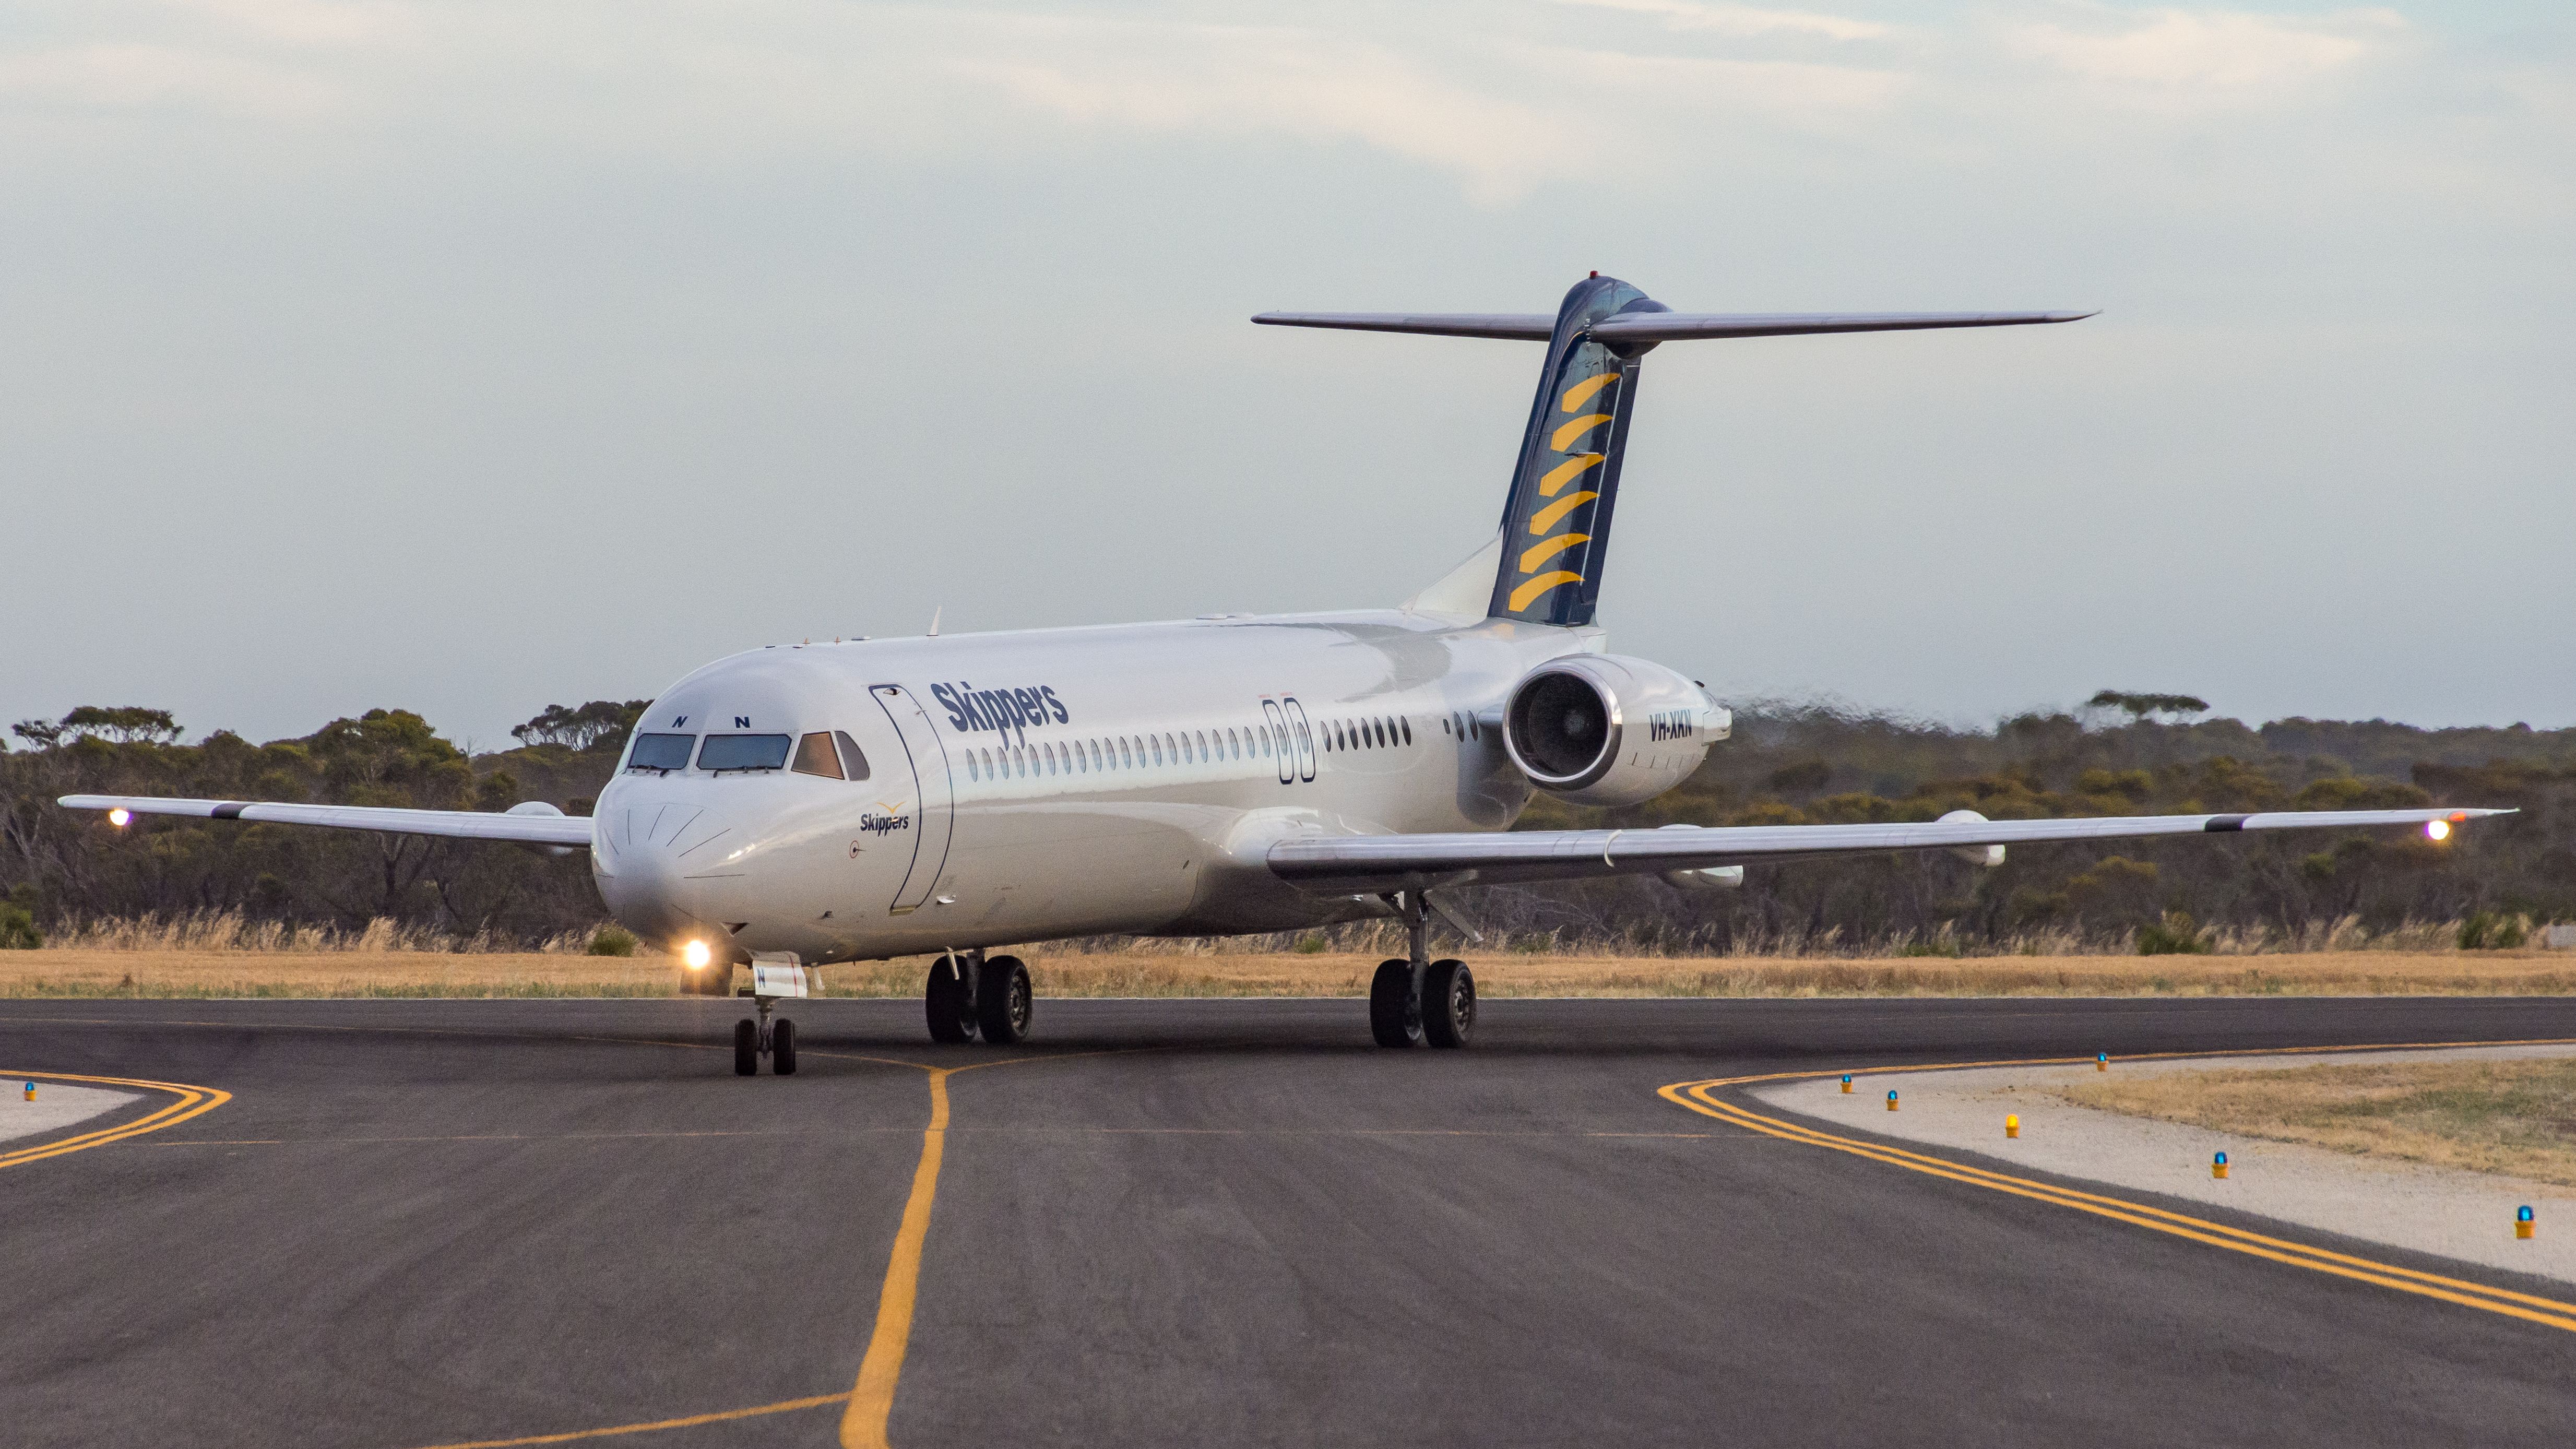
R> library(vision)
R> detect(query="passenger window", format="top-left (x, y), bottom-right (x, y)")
top-left (834, 730), bottom-right (871, 780)
top-left (698, 734), bottom-right (791, 771)
top-left (1400, 718), bottom-right (1412, 746)
top-left (791, 732), bottom-right (844, 779)
top-left (1046, 743), bottom-right (1059, 775)
top-left (1196, 730), bottom-right (1208, 762)
top-left (628, 733), bottom-right (694, 771)
top-left (966, 752), bottom-right (980, 782)
top-left (1150, 736), bottom-right (1163, 767)
top-left (1374, 720), bottom-right (1387, 749)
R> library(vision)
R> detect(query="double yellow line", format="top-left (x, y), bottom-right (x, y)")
top-left (1661, 1043), bottom-right (2576, 1334)
top-left (0, 1069), bottom-right (231, 1171)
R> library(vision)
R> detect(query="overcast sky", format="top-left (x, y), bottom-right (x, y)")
top-left (5, 1), bottom-right (2570, 749)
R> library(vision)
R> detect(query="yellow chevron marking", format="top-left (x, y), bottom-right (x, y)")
top-left (1509, 571), bottom-right (1583, 613)
top-left (1551, 413), bottom-right (1613, 452)
top-left (1520, 532), bottom-right (1589, 573)
top-left (1527, 490), bottom-right (1597, 535)
top-left (1539, 454), bottom-right (1604, 497)
top-left (1560, 373), bottom-right (1618, 412)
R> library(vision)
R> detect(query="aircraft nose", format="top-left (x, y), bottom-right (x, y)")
top-left (596, 799), bottom-right (737, 944)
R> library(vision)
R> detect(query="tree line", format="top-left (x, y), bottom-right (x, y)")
top-left (2, 694), bottom-right (2569, 952)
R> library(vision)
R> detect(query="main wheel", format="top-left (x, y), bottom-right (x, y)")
top-left (772, 1018), bottom-right (798, 1075)
top-left (1369, 958), bottom-right (1422, 1048)
top-left (977, 956), bottom-right (1033, 1046)
top-left (1422, 959), bottom-right (1476, 1049)
top-left (925, 957), bottom-right (978, 1044)
top-left (733, 1018), bottom-right (758, 1075)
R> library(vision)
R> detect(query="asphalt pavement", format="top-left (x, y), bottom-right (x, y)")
top-left (5, 994), bottom-right (2574, 1447)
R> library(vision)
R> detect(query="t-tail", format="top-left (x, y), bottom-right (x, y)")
top-left (1255, 276), bottom-right (2094, 628)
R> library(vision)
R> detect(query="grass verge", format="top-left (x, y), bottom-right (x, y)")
top-left (5, 948), bottom-right (2576, 1000)
top-left (2059, 1058), bottom-right (2576, 1187)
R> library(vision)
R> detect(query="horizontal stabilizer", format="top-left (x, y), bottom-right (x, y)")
top-left (1251, 310), bottom-right (2093, 343)
top-left (1251, 312), bottom-right (1556, 340)
top-left (1591, 310), bottom-right (2095, 342)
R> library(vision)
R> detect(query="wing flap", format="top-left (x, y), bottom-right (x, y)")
top-left (1267, 808), bottom-right (2505, 893)
top-left (57, 795), bottom-right (596, 847)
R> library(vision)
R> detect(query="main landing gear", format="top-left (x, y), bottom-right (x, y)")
top-left (1370, 890), bottom-right (1475, 1049)
top-left (923, 950), bottom-right (1034, 1047)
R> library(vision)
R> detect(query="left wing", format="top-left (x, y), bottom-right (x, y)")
top-left (57, 794), bottom-right (595, 848)
top-left (1268, 807), bottom-right (2506, 893)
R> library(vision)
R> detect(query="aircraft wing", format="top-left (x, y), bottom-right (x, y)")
top-left (57, 794), bottom-right (596, 848)
top-left (1266, 807), bottom-right (2506, 894)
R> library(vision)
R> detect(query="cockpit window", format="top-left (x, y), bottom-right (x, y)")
top-left (628, 733), bottom-right (695, 771)
top-left (833, 730), bottom-right (871, 781)
top-left (791, 732), bottom-right (844, 779)
top-left (698, 734), bottom-right (791, 772)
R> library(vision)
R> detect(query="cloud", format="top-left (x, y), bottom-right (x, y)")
top-left (2003, 7), bottom-right (2406, 99)
top-left (0, 42), bottom-right (340, 118)
top-left (1549, 0), bottom-right (1890, 43)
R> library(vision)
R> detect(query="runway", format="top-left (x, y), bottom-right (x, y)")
top-left (6, 995), bottom-right (2575, 1447)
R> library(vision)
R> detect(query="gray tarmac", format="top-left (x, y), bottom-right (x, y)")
top-left (4, 994), bottom-right (2575, 1447)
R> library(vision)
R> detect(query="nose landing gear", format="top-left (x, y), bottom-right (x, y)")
top-left (733, 964), bottom-right (805, 1075)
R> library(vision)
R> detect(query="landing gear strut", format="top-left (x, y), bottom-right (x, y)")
top-left (923, 952), bottom-right (1036, 1047)
top-left (733, 994), bottom-right (798, 1075)
top-left (1371, 890), bottom-right (1474, 1050)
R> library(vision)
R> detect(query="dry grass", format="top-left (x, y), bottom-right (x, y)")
top-left (5, 947), bottom-right (2576, 1001)
top-left (2058, 1059), bottom-right (2576, 1187)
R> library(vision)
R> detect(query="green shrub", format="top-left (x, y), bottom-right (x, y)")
top-left (2458, 912), bottom-right (2530, 951)
top-left (1293, 934), bottom-right (1327, 955)
top-left (2136, 911), bottom-right (2212, 956)
top-left (586, 925), bottom-right (638, 957)
top-left (0, 905), bottom-right (42, 951)
top-left (1897, 936), bottom-right (1962, 958)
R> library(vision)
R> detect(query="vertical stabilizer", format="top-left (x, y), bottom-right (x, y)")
top-left (1487, 276), bottom-right (1660, 627)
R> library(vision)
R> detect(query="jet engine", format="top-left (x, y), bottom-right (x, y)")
top-left (1500, 654), bottom-right (1729, 808)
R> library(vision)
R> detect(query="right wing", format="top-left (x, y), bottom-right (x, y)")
top-left (57, 795), bottom-right (595, 848)
top-left (1267, 807), bottom-right (2506, 894)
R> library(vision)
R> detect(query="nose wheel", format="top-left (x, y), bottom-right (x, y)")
top-left (733, 1001), bottom-right (798, 1075)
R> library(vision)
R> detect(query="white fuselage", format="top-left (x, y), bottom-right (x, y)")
top-left (590, 610), bottom-right (1700, 964)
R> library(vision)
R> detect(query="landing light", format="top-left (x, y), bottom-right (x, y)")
top-left (106, 808), bottom-right (131, 828)
top-left (2425, 819), bottom-right (2452, 842)
top-left (682, 940), bottom-right (711, 970)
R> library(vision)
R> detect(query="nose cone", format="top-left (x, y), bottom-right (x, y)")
top-left (593, 793), bottom-right (737, 946)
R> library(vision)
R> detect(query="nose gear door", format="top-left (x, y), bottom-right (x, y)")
top-left (871, 685), bottom-right (957, 915)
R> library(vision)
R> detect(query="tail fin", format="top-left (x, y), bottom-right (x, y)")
top-left (1489, 275), bottom-right (1655, 626)
top-left (1255, 281), bottom-right (2092, 628)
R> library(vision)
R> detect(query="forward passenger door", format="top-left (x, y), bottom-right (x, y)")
top-left (871, 685), bottom-right (957, 915)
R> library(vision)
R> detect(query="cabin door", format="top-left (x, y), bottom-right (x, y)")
top-left (871, 684), bottom-right (957, 915)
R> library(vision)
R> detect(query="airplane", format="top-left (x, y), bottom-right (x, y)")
top-left (61, 274), bottom-right (2508, 1073)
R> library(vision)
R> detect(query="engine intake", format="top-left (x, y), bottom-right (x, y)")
top-left (1500, 654), bottom-right (1727, 807)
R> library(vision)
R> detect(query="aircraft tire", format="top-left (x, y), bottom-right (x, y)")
top-left (733, 1019), bottom-right (758, 1075)
top-left (773, 1018), bottom-right (797, 1075)
top-left (1421, 959), bottom-right (1475, 1048)
top-left (1368, 959), bottom-right (1422, 1049)
top-left (977, 956), bottom-right (1034, 1046)
top-left (925, 957), bottom-right (978, 1044)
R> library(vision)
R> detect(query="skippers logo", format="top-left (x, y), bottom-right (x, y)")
top-left (859, 807), bottom-right (912, 836)
top-left (932, 682), bottom-right (1069, 746)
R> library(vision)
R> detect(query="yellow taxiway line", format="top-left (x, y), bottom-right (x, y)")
top-left (0, 1068), bottom-right (231, 1170)
top-left (1660, 1037), bottom-right (2576, 1334)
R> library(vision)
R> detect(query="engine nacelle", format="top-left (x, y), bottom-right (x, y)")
top-left (1500, 654), bottom-right (1729, 808)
